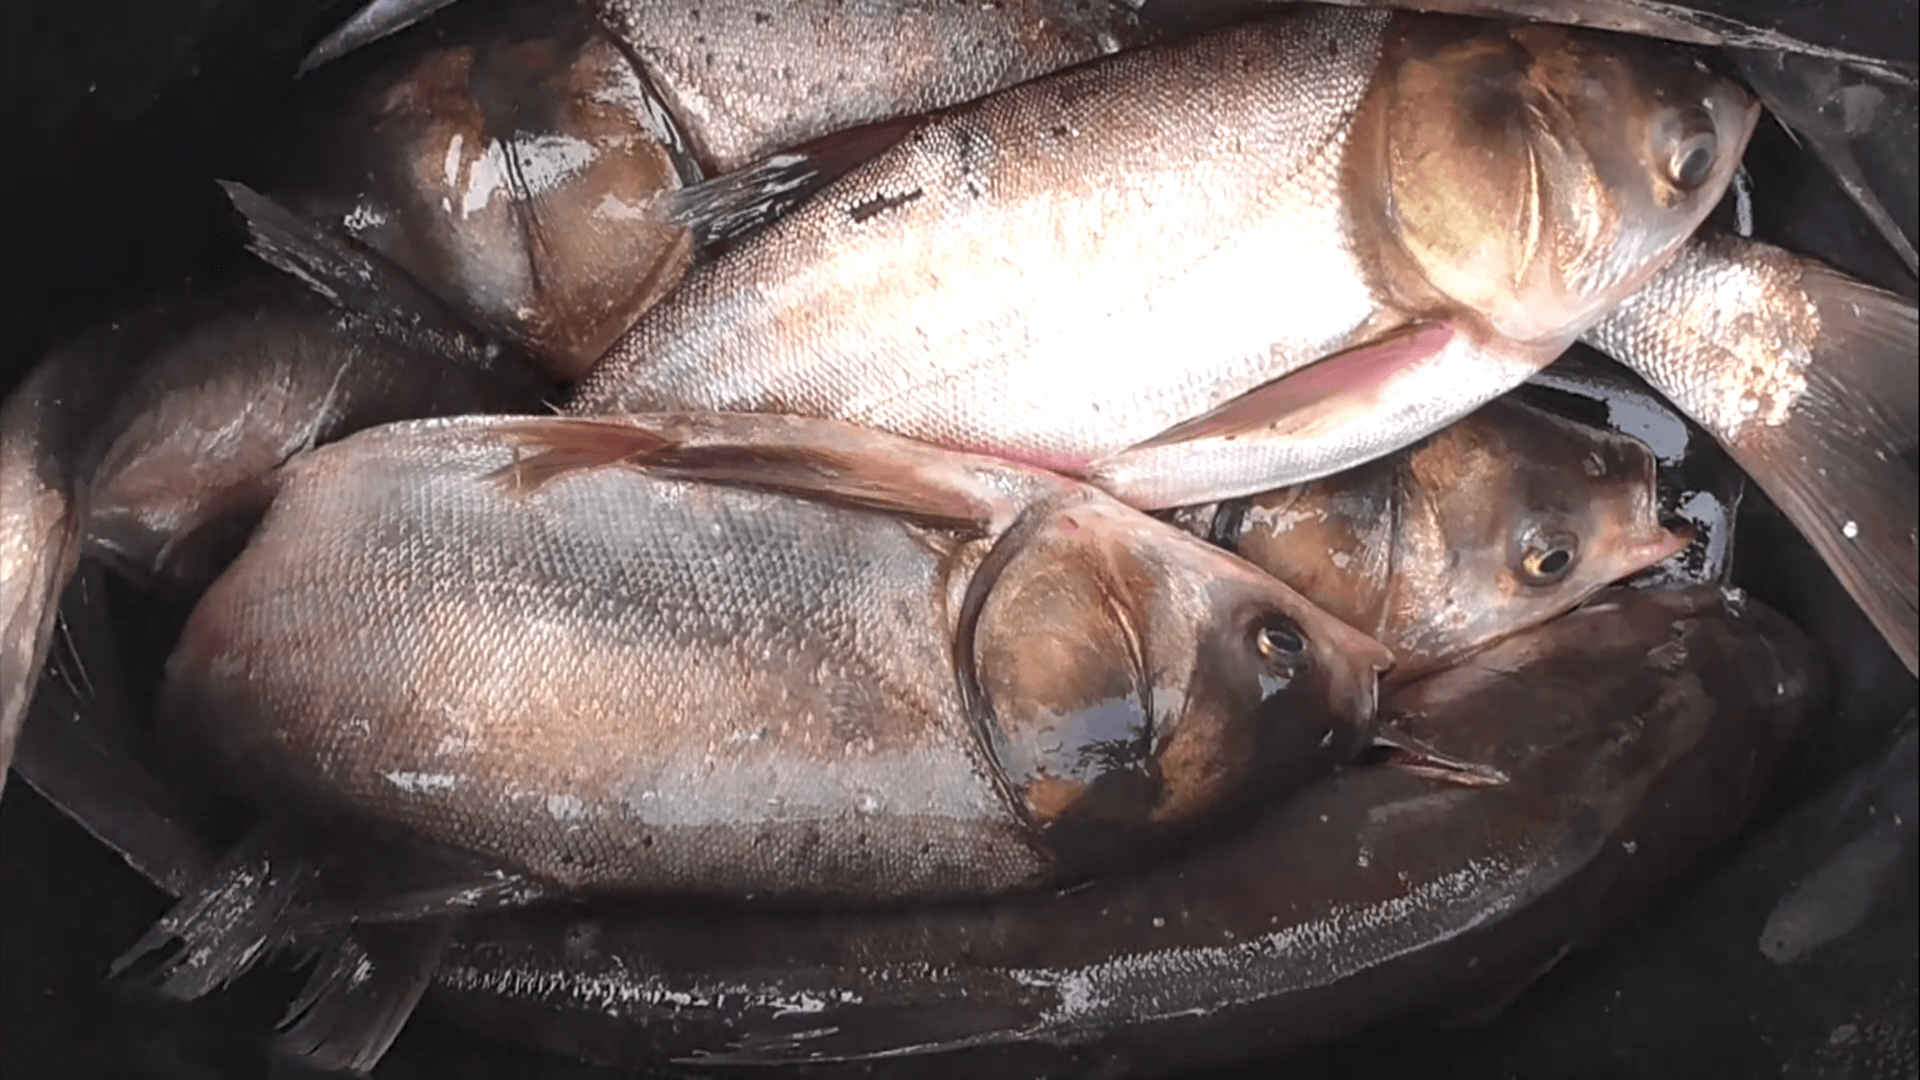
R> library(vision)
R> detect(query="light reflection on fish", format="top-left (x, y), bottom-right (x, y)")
top-left (567, 8), bottom-right (1756, 512)
top-left (258, 0), bottom-right (701, 380)
top-left (157, 412), bottom-right (1391, 905)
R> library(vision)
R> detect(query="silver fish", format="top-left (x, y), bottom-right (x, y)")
top-left (567, 9), bottom-right (1756, 510)
top-left (1182, 397), bottom-right (1689, 681)
top-left (158, 412), bottom-right (1391, 903)
top-left (1584, 234), bottom-right (1919, 675)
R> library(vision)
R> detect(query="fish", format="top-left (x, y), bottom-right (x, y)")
top-left (305, 0), bottom-right (1163, 173)
top-left (1583, 234), bottom-right (1919, 676)
top-left (14, 575), bottom-right (1808, 1075)
top-left (408, 584), bottom-right (1812, 1076)
top-left (1173, 396), bottom-right (1689, 682)
top-left (257, 0), bottom-right (703, 379)
top-left (0, 218), bottom-right (549, 798)
top-left (565, 8), bottom-right (1757, 510)
top-left (154, 411), bottom-right (1392, 910)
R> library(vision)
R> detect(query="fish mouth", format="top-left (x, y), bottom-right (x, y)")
top-left (1625, 522), bottom-right (1696, 576)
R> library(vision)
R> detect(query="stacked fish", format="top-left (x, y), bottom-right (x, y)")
top-left (0, 0), bottom-right (1913, 1075)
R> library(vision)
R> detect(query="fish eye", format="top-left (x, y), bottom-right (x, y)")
top-left (1661, 108), bottom-right (1719, 190)
top-left (1255, 619), bottom-right (1310, 675)
top-left (1519, 529), bottom-right (1581, 586)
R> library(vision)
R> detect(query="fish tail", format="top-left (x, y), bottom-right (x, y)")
top-left (1727, 264), bottom-right (1918, 675)
top-left (1743, 265), bottom-right (1917, 676)
top-left (276, 919), bottom-right (455, 1074)
top-left (1795, 261), bottom-right (1918, 446)
top-left (1733, 412), bottom-right (1918, 679)
top-left (110, 821), bottom-right (317, 999)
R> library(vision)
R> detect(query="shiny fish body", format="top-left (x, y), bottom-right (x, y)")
top-left (427, 585), bottom-right (1812, 1075)
top-left (591, 0), bottom-right (1158, 173)
top-left (1182, 397), bottom-right (1688, 681)
top-left (568, 9), bottom-right (1755, 507)
top-left (264, 0), bottom-right (699, 380)
top-left (160, 412), bottom-right (1389, 903)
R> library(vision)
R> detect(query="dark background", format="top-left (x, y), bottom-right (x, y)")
top-left (2, 2), bottom-right (1915, 1077)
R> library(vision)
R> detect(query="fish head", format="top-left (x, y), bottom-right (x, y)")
top-left (1372, 17), bottom-right (1759, 345)
top-left (966, 497), bottom-right (1391, 850)
top-left (1382, 399), bottom-right (1690, 679)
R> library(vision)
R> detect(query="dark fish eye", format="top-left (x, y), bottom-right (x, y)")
top-left (1519, 529), bottom-right (1581, 586)
top-left (1256, 620), bottom-right (1309, 673)
top-left (1663, 109), bottom-right (1719, 190)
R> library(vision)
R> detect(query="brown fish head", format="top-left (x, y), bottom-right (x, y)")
top-left (1367, 15), bottom-right (1759, 346)
top-left (964, 496), bottom-right (1391, 872)
top-left (1382, 399), bottom-right (1690, 680)
top-left (273, 2), bottom-right (695, 379)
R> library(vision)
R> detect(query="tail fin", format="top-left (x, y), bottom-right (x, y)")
top-left (1592, 239), bottom-right (1917, 676)
top-left (1734, 263), bottom-right (1916, 676)
top-left (110, 822), bottom-right (317, 999)
top-left (276, 919), bottom-right (455, 1073)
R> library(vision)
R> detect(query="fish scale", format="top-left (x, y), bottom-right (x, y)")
top-left (160, 413), bottom-right (1388, 905)
top-left (568, 9), bottom-right (1755, 510)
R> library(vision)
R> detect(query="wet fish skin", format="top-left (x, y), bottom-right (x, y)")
top-left (1584, 234), bottom-right (1920, 676)
top-left (1193, 397), bottom-right (1688, 682)
top-left (590, 0), bottom-right (1158, 173)
top-left (159, 412), bottom-right (1389, 904)
top-left (263, 0), bottom-right (698, 380)
top-left (0, 275), bottom-right (545, 797)
top-left (423, 584), bottom-right (1812, 1076)
top-left (569, 10), bottom-right (1755, 508)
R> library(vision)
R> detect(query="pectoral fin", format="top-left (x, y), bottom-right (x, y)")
top-left (1089, 324), bottom-right (1549, 509)
top-left (664, 115), bottom-right (922, 249)
top-left (1131, 324), bottom-right (1458, 450)
top-left (217, 180), bottom-right (497, 353)
top-left (299, 0), bottom-right (460, 75)
top-left (481, 413), bottom-right (1056, 534)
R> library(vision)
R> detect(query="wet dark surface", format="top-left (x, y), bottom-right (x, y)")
top-left (3, 1), bottom-right (1916, 1077)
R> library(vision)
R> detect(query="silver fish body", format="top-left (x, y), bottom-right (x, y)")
top-left (159, 412), bottom-right (1389, 902)
top-left (567, 9), bottom-right (1756, 507)
top-left (592, 0), bottom-right (1159, 173)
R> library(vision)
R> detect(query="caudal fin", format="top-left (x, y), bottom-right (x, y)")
top-left (277, 919), bottom-right (454, 1073)
top-left (110, 822), bottom-right (317, 999)
top-left (1592, 239), bottom-right (1917, 676)
top-left (1733, 264), bottom-right (1915, 676)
